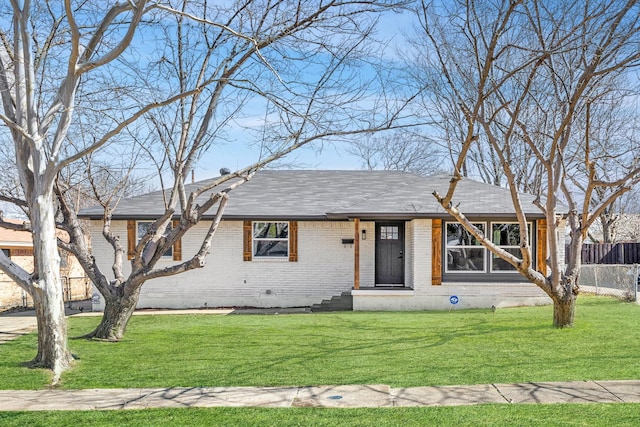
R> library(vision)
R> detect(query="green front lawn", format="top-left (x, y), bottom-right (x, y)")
top-left (2, 404), bottom-right (640, 427)
top-left (1, 295), bottom-right (638, 390)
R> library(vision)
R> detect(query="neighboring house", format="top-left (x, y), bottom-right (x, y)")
top-left (79, 170), bottom-right (559, 311)
top-left (0, 218), bottom-right (90, 310)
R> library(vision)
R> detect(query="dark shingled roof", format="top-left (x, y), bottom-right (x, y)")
top-left (78, 170), bottom-right (546, 220)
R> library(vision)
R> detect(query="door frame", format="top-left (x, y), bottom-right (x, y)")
top-left (374, 221), bottom-right (405, 286)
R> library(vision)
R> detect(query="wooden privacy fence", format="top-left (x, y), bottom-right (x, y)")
top-left (567, 243), bottom-right (640, 265)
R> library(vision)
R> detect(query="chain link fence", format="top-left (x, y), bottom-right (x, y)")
top-left (579, 264), bottom-right (640, 302)
top-left (1, 276), bottom-right (91, 311)
top-left (63, 276), bottom-right (92, 303)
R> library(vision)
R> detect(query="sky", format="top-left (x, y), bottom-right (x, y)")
top-left (188, 9), bottom-right (418, 182)
top-left (192, 136), bottom-right (366, 180)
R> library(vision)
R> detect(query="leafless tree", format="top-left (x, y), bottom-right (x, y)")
top-left (568, 100), bottom-right (640, 243)
top-left (347, 129), bottom-right (446, 175)
top-left (415, 0), bottom-right (640, 327)
top-left (0, 0), bottom-right (168, 380)
top-left (47, 0), bottom-right (414, 342)
top-left (0, 0), bottom-right (414, 378)
top-left (587, 187), bottom-right (640, 243)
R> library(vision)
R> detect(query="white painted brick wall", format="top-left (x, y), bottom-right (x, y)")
top-left (90, 217), bottom-right (557, 312)
top-left (359, 221), bottom-right (375, 287)
top-left (405, 221), bottom-right (414, 288)
top-left (409, 219), bottom-right (431, 294)
top-left (90, 220), bottom-right (368, 309)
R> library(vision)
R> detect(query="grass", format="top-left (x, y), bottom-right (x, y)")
top-left (1, 404), bottom-right (640, 426)
top-left (1, 296), bottom-right (639, 425)
top-left (0, 296), bottom-right (639, 390)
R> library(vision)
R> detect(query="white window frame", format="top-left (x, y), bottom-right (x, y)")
top-left (444, 221), bottom-right (534, 275)
top-left (444, 221), bottom-right (487, 273)
top-left (252, 221), bottom-right (289, 259)
top-left (379, 225), bottom-right (399, 240)
top-left (490, 222), bottom-right (532, 273)
top-left (137, 220), bottom-right (173, 259)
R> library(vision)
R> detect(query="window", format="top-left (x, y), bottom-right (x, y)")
top-left (137, 220), bottom-right (172, 258)
top-left (445, 222), bottom-right (486, 272)
top-left (444, 221), bottom-right (533, 275)
top-left (253, 222), bottom-right (289, 258)
top-left (380, 226), bottom-right (399, 240)
top-left (1, 248), bottom-right (9, 257)
top-left (491, 223), bottom-right (529, 272)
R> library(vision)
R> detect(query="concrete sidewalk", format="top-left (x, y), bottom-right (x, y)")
top-left (0, 381), bottom-right (639, 411)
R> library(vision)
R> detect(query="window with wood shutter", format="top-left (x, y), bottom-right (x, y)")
top-left (243, 220), bottom-right (297, 262)
top-left (128, 219), bottom-right (180, 261)
top-left (252, 222), bottom-right (289, 258)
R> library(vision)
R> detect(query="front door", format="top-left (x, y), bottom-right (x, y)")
top-left (375, 222), bottom-right (405, 285)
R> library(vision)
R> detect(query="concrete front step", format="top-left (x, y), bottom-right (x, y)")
top-left (310, 291), bottom-right (353, 312)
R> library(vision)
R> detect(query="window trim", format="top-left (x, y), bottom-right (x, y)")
top-left (443, 220), bottom-right (535, 279)
top-left (444, 222), bottom-right (487, 274)
top-left (243, 220), bottom-right (298, 262)
top-left (136, 220), bottom-right (173, 259)
top-left (490, 221), bottom-right (532, 273)
top-left (252, 221), bottom-right (290, 259)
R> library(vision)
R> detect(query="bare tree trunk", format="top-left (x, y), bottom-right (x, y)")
top-left (29, 192), bottom-right (74, 380)
top-left (86, 290), bottom-right (140, 341)
top-left (553, 292), bottom-right (577, 328)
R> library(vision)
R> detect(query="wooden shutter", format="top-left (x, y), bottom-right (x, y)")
top-left (536, 219), bottom-right (547, 274)
top-left (127, 220), bottom-right (136, 260)
top-left (289, 221), bottom-right (298, 262)
top-left (431, 219), bottom-right (442, 285)
top-left (243, 221), bottom-right (252, 261)
top-left (172, 219), bottom-right (182, 261)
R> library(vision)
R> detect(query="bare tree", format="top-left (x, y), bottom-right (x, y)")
top-left (569, 100), bottom-right (640, 243)
top-left (51, 0), bottom-right (413, 341)
top-left (587, 187), bottom-right (640, 243)
top-left (0, 1), bottom-right (160, 380)
top-left (415, 0), bottom-right (640, 327)
top-left (347, 129), bottom-right (447, 175)
top-left (0, 0), bottom-right (279, 378)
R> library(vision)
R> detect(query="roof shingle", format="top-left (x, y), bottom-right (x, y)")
top-left (78, 170), bottom-right (546, 220)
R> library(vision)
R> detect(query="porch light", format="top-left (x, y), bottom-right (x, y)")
top-left (361, 229), bottom-right (366, 240)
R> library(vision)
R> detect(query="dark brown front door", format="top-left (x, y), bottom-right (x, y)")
top-left (375, 222), bottom-right (405, 285)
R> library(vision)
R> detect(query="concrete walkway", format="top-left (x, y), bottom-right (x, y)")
top-left (2, 307), bottom-right (639, 411)
top-left (0, 304), bottom-right (306, 345)
top-left (0, 305), bottom-right (234, 344)
top-left (0, 381), bottom-right (639, 410)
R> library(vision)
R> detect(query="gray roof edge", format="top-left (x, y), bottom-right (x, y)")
top-left (326, 212), bottom-right (547, 220)
top-left (89, 214), bottom-right (335, 222)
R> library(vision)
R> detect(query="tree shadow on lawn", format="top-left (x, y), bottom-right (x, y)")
top-left (217, 315), bottom-right (555, 386)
